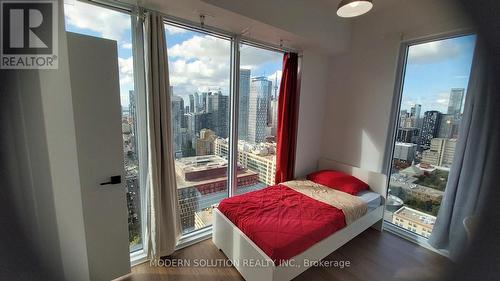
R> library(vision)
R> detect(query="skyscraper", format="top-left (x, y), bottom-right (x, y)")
top-left (447, 88), bottom-right (465, 115)
top-left (270, 99), bottom-right (278, 137)
top-left (186, 112), bottom-right (213, 139)
top-left (399, 110), bottom-right (408, 128)
top-left (201, 92), bottom-right (208, 112)
top-left (194, 92), bottom-right (200, 113)
top-left (189, 94), bottom-right (195, 113)
top-left (273, 72), bottom-right (279, 100)
top-left (419, 111), bottom-right (441, 150)
top-left (438, 114), bottom-right (459, 139)
top-left (248, 77), bottom-right (272, 144)
top-left (397, 128), bottom-right (419, 144)
top-left (410, 104), bottom-right (421, 127)
top-left (128, 90), bottom-right (138, 159)
top-left (238, 69), bottom-right (251, 141)
top-left (207, 91), bottom-right (229, 138)
top-left (171, 95), bottom-right (184, 155)
top-left (410, 104), bottom-right (421, 119)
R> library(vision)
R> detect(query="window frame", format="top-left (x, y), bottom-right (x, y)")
top-left (63, 0), bottom-right (151, 264)
top-left (72, 0), bottom-right (302, 259)
top-left (382, 30), bottom-right (476, 253)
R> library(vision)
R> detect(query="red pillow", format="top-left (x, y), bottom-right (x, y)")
top-left (307, 170), bottom-right (369, 195)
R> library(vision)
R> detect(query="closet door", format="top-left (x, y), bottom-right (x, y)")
top-left (67, 32), bottom-right (130, 281)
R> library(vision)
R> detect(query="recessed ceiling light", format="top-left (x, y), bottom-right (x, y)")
top-left (337, 0), bottom-right (373, 18)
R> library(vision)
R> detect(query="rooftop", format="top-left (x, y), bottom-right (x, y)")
top-left (215, 138), bottom-right (276, 158)
top-left (394, 206), bottom-right (436, 228)
top-left (175, 168), bottom-right (258, 189)
top-left (174, 155), bottom-right (258, 189)
top-left (175, 155), bottom-right (228, 173)
top-left (395, 142), bottom-right (417, 147)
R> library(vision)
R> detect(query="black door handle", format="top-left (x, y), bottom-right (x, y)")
top-left (100, 175), bottom-right (122, 186)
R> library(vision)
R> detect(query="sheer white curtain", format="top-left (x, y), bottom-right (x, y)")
top-left (143, 11), bottom-right (181, 259)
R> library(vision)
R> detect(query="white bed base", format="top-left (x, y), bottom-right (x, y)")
top-left (212, 158), bottom-right (387, 281)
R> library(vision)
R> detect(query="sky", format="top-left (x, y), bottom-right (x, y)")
top-left (400, 34), bottom-right (476, 114)
top-left (64, 1), bottom-right (474, 114)
top-left (63, 1), bottom-right (283, 108)
top-left (165, 25), bottom-right (282, 104)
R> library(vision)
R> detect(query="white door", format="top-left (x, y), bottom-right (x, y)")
top-left (67, 32), bottom-right (131, 280)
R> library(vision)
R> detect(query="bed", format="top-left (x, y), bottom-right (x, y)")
top-left (212, 158), bottom-right (387, 281)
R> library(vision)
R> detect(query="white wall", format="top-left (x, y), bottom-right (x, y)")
top-left (0, 2), bottom-right (332, 279)
top-left (140, 0), bottom-right (351, 55)
top-left (140, 0), bottom-right (336, 176)
top-left (202, 0), bottom-right (350, 54)
top-left (0, 3), bottom-right (90, 281)
top-left (40, 4), bottom-right (91, 280)
top-left (294, 50), bottom-right (330, 177)
top-left (0, 1), bottom-right (474, 279)
top-left (321, 0), bottom-right (472, 173)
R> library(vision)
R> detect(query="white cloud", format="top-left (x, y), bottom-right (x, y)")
top-left (267, 70), bottom-right (282, 93)
top-left (169, 35), bottom-right (230, 62)
top-left (118, 57), bottom-right (134, 87)
top-left (167, 34), bottom-right (283, 97)
top-left (121, 42), bottom-right (132, 49)
top-left (118, 57), bottom-right (134, 107)
top-left (402, 91), bottom-right (451, 113)
top-left (168, 35), bottom-right (231, 95)
top-left (408, 40), bottom-right (462, 64)
top-left (240, 45), bottom-right (283, 70)
top-left (166, 25), bottom-right (188, 35)
top-left (267, 70), bottom-right (282, 83)
top-left (64, 1), bottom-right (131, 43)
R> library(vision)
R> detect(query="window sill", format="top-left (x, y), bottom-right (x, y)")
top-left (176, 226), bottom-right (213, 251)
top-left (130, 249), bottom-right (148, 267)
top-left (383, 221), bottom-right (449, 258)
top-left (130, 227), bottom-right (212, 268)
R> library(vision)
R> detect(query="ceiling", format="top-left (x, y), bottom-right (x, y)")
top-left (124, 0), bottom-right (405, 55)
top-left (127, 0), bottom-right (358, 54)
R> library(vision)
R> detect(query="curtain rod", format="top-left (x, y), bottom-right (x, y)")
top-left (82, 0), bottom-right (301, 54)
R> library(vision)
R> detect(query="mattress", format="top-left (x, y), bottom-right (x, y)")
top-left (357, 190), bottom-right (383, 211)
top-left (217, 184), bottom-right (347, 264)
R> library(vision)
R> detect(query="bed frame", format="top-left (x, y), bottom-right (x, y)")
top-left (212, 158), bottom-right (387, 281)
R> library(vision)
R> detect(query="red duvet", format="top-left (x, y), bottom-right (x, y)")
top-left (217, 184), bottom-right (346, 263)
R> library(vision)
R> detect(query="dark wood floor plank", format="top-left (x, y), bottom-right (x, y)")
top-left (118, 229), bottom-right (450, 281)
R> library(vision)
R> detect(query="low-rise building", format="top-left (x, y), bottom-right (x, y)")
top-left (194, 129), bottom-right (217, 156)
top-left (421, 138), bottom-right (457, 167)
top-left (393, 142), bottom-right (417, 163)
top-left (215, 138), bottom-right (277, 185)
top-left (175, 155), bottom-right (259, 231)
top-left (392, 206), bottom-right (436, 238)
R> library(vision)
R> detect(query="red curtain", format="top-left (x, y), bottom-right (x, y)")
top-left (275, 53), bottom-right (299, 184)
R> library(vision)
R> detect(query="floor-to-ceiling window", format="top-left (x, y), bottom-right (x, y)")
top-left (385, 34), bottom-right (476, 238)
top-left (165, 24), bottom-right (285, 236)
top-left (165, 24), bottom-right (232, 234)
top-left (64, 0), bottom-right (291, 242)
top-left (64, 1), bottom-right (145, 253)
top-left (234, 43), bottom-right (282, 194)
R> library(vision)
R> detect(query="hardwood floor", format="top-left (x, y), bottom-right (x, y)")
top-left (120, 229), bottom-right (450, 281)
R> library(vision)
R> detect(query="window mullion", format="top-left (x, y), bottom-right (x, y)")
top-left (228, 36), bottom-right (241, 198)
top-left (131, 10), bottom-right (149, 255)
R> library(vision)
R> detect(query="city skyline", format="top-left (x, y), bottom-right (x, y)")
top-left (64, 1), bottom-right (283, 108)
top-left (386, 35), bottom-right (476, 239)
top-left (400, 34), bottom-right (476, 113)
top-left (166, 25), bottom-right (283, 107)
